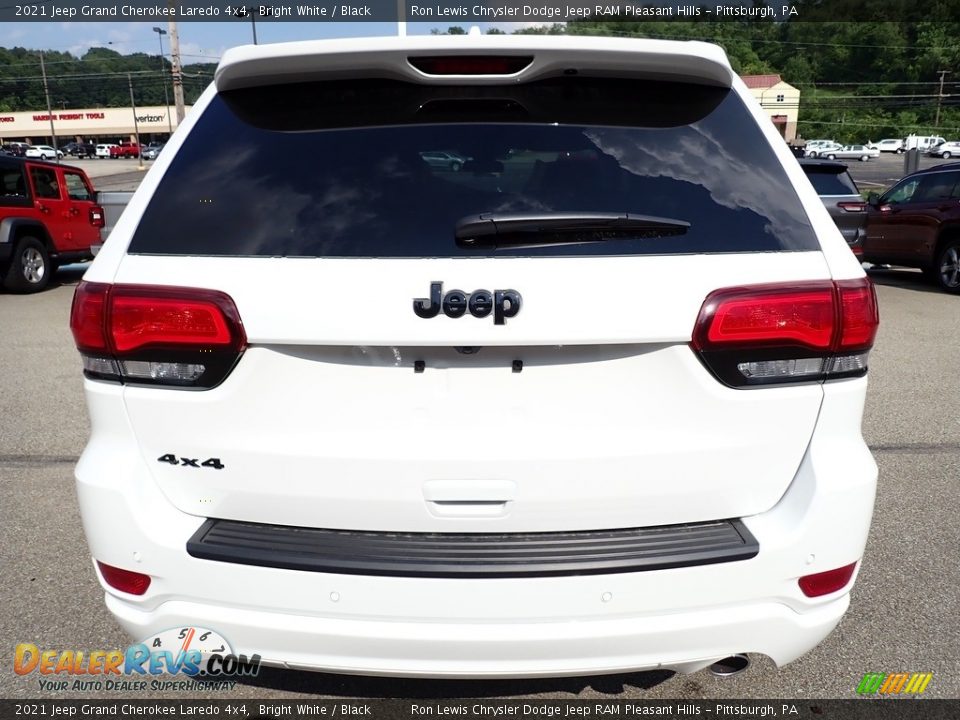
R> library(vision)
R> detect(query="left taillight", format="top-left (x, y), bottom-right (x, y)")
top-left (70, 282), bottom-right (247, 389)
top-left (836, 201), bottom-right (866, 213)
top-left (89, 205), bottom-right (105, 228)
top-left (692, 278), bottom-right (879, 387)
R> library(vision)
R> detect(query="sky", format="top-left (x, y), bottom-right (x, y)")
top-left (0, 21), bottom-right (544, 63)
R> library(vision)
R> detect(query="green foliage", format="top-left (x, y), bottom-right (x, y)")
top-left (0, 46), bottom-right (215, 111)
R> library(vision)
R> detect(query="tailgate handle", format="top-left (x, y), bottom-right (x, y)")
top-left (423, 480), bottom-right (516, 518)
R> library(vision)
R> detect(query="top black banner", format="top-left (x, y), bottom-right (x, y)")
top-left (3, 0), bottom-right (956, 22)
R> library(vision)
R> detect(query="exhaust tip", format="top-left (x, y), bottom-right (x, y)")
top-left (708, 654), bottom-right (750, 677)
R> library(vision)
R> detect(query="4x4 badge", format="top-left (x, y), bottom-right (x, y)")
top-left (413, 282), bottom-right (521, 325)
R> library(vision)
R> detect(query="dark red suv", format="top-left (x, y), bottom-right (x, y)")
top-left (863, 161), bottom-right (960, 292)
top-left (0, 157), bottom-right (104, 292)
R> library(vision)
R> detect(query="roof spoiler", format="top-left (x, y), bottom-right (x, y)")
top-left (215, 35), bottom-right (734, 92)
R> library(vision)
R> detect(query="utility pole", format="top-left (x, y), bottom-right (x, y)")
top-left (128, 73), bottom-right (145, 171)
top-left (249, 6), bottom-right (258, 44)
top-left (168, 17), bottom-right (186, 124)
top-left (39, 51), bottom-right (59, 163)
top-left (935, 70), bottom-right (950, 127)
top-left (153, 27), bottom-right (174, 135)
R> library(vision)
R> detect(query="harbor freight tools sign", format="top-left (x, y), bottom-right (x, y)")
top-left (6, 1), bottom-right (810, 22)
top-left (12, 627), bottom-right (261, 692)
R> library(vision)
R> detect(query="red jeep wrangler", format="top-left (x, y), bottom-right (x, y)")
top-left (109, 142), bottom-right (142, 159)
top-left (0, 157), bottom-right (104, 292)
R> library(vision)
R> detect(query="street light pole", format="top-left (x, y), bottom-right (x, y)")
top-left (167, 18), bottom-right (186, 124)
top-left (39, 51), bottom-right (59, 163)
top-left (247, 6), bottom-right (258, 44)
top-left (128, 73), bottom-right (145, 171)
top-left (935, 70), bottom-right (950, 128)
top-left (153, 27), bottom-right (174, 135)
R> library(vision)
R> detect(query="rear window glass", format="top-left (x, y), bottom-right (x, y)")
top-left (129, 77), bottom-right (818, 257)
top-left (804, 168), bottom-right (859, 196)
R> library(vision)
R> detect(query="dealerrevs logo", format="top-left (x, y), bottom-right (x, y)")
top-left (414, 281), bottom-right (522, 325)
top-left (14, 626), bottom-right (261, 692)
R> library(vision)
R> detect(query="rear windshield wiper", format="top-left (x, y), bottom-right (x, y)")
top-left (455, 212), bottom-right (690, 249)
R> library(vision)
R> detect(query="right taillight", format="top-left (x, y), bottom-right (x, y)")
top-left (70, 282), bottom-right (246, 389)
top-left (693, 278), bottom-right (878, 387)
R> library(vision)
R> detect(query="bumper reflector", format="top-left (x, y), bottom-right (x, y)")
top-left (799, 562), bottom-right (858, 597)
top-left (96, 561), bottom-right (151, 596)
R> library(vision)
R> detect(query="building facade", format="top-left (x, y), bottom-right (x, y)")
top-left (0, 106), bottom-right (190, 145)
top-left (740, 74), bottom-right (800, 142)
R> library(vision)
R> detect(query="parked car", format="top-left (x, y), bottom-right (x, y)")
top-left (24, 145), bottom-right (63, 160)
top-left (141, 143), bottom-right (165, 160)
top-left (418, 150), bottom-right (470, 171)
top-left (904, 134), bottom-right (946, 152)
top-left (826, 145), bottom-right (877, 162)
top-left (109, 142), bottom-right (142, 159)
top-left (866, 139), bottom-right (904, 153)
top-left (62, 142), bottom-right (97, 159)
top-left (70, 35), bottom-right (879, 679)
top-left (799, 159), bottom-right (867, 255)
top-left (2, 142), bottom-right (29, 157)
top-left (928, 140), bottom-right (960, 158)
top-left (95, 143), bottom-right (118, 159)
top-left (0, 156), bottom-right (104, 292)
top-left (863, 161), bottom-right (960, 291)
top-left (804, 141), bottom-right (843, 158)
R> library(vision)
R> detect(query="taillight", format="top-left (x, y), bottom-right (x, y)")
top-left (693, 278), bottom-right (878, 387)
top-left (70, 282), bottom-right (246, 389)
top-left (836, 201), bottom-right (866, 213)
top-left (89, 205), bottom-right (105, 228)
top-left (96, 561), bottom-right (151, 595)
top-left (408, 56), bottom-right (533, 75)
top-left (799, 562), bottom-right (858, 597)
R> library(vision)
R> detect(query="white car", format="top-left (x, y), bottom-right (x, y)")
top-left (70, 35), bottom-right (879, 679)
top-left (24, 145), bottom-right (63, 160)
top-left (928, 140), bottom-right (960, 158)
top-left (827, 145), bottom-right (878, 161)
top-left (95, 143), bottom-right (118, 159)
top-left (804, 141), bottom-right (843, 158)
top-left (866, 138), bottom-right (904, 153)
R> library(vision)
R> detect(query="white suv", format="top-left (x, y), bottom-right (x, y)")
top-left (71, 35), bottom-right (879, 678)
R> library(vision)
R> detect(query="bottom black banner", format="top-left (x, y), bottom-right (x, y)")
top-left (1, 700), bottom-right (958, 720)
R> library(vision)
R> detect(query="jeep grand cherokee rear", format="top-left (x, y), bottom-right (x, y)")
top-left (71, 35), bottom-right (878, 678)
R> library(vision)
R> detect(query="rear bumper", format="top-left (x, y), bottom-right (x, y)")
top-left (105, 593), bottom-right (848, 678)
top-left (75, 377), bottom-right (876, 678)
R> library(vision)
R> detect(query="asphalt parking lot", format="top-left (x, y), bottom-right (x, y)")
top-left (835, 151), bottom-right (953, 193)
top-left (1, 161), bottom-right (958, 703)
